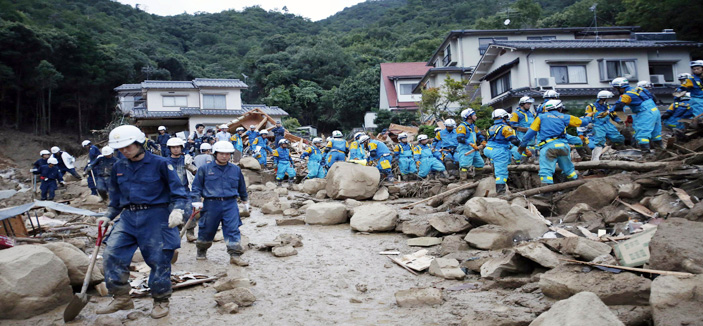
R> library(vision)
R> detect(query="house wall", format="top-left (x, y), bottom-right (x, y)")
top-left (395, 79), bottom-right (423, 103)
top-left (117, 95), bottom-right (135, 113)
top-left (364, 112), bottom-right (378, 130)
top-left (146, 89), bottom-right (200, 111)
top-left (379, 76), bottom-right (390, 110)
top-left (198, 88), bottom-right (242, 111)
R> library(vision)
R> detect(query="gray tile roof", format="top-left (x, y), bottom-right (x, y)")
top-left (114, 84), bottom-right (142, 92)
top-left (193, 78), bottom-right (248, 88)
top-left (130, 105), bottom-right (288, 119)
top-left (242, 104), bottom-right (289, 116)
top-left (141, 81), bottom-right (196, 89)
top-left (486, 86), bottom-right (677, 106)
top-left (491, 39), bottom-right (702, 50)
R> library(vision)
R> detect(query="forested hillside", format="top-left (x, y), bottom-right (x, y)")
top-left (0, 0), bottom-right (700, 136)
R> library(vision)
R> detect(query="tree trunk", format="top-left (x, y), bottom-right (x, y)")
top-left (15, 87), bottom-right (21, 130)
top-left (47, 87), bottom-right (52, 134)
top-left (78, 99), bottom-right (83, 139)
top-left (482, 160), bottom-right (684, 173)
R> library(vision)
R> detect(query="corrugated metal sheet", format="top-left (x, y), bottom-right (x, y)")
top-left (193, 78), bottom-right (248, 88)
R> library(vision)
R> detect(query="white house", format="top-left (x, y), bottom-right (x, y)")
top-left (115, 78), bottom-right (288, 137)
top-left (468, 32), bottom-right (701, 110)
top-left (366, 62), bottom-right (431, 130)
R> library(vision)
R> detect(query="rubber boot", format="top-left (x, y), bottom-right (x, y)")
top-left (96, 295), bottom-right (134, 314)
top-left (186, 228), bottom-right (196, 243)
top-left (91, 189), bottom-right (98, 196)
top-left (227, 243), bottom-right (249, 266)
top-left (591, 146), bottom-right (603, 162)
top-left (196, 241), bottom-right (212, 260)
top-left (459, 168), bottom-right (468, 181)
top-left (651, 140), bottom-right (663, 150)
top-left (495, 183), bottom-right (506, 195)
top-left (288, 178), bottom-right (294, 186)
top-left (276, 180), bottom-right (282, 187)
top-left (98, 190), bottom-right (108, 201)
top-left (150, 299), bottom-right (169, 319)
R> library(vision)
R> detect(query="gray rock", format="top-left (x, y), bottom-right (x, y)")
top-left (604, 209), bottom-right (631, 224)
top-left (350, 204), bottom-right (398, 232)
top-left (302, 178), bottom-right (327, 195)
top-left (543, 237), bottom-right (612, 261)
top-left (429, 258), bottom-right (465, 280)
top-left (557, 181), bottom-right (617, 215)
top-left (465, 225), bottom-right (514, 250)
top-left (617, 183), bottom-right (642, 199)
top-left (609, 305), bottom-right (652, 326)
top-left (315, 190), bottom-right (327, 199)
top-left (440, 235), bottom-right (470, 256)
top-left (214, 288), bottom-right (257, 307)
top-left (326, 162), bottom-right (380, 200)
top-left (429, 213), bottom-right (471, 234)
top-left (275, 217), bottom-right (306, 226)
top-left (274, 187), bottom-right (289, 196)
top-left (460, 306), bottom-right (535, 326)
top-left (305, 202), bottom-right (348, 225)
top-left (480, 250), bottom-right (533, 279)
top-left (648, 192), bottom-right (687, 216)
top-left (474, 177), bottom-right (496, 197)
top-left (563, 203), bottom-right (597, 223)
top-left (530, 292), bottom-right (625, 326)
top-left (649, 218), bottom-right (703, 273)
top-left (273, 234), bottom-right (303, 247)
top-left (514, 242), bottom-right (561, 269)
top-left (650, 274), bottom-right (703, 326)
top-left (44, 242), bottom-right (104, 286)
top-left (239, 156), bottom-right (261, 171)
top-left (261, 202), bottom-right (282, 215)
top-left (464, 197), bottom-right (548, 239)
top-left (401, 219), bottom-right (434, 237)
top-left (395, 287), bottom-right (443, 307)
top-left (272, 245), bottom-right (298, 257)
top-left (373, 186), bottom-right (389, 201)
top-left (539, 265), bottom-right (651, 305)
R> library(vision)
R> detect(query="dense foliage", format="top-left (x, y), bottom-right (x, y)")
top-left (0, 0), bottom-right (700, 137)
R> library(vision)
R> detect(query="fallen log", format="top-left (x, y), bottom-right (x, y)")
top-left (559, 258), bottom-right (694, 277)
top-left (504, 179), bottom-right (588, 199)
top-left (400, 180), bottom-right (480, 209)
top-left (502, 160), bottom-right (683, 173)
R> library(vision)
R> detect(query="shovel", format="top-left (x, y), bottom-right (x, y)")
top-left (63, 221), bottom-right (108, 322)
top-left (179, 208), bottom-right (201, 239)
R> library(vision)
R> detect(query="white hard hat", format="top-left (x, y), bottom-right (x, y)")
top-left (358, 135), bottom-right (370, 143)
top-left (690, 60), bottom-right (703, 67)
top-left (460, 108), bottom-right (476, 120)
top-left (236, 127), bottom-right (245, 132)
top-left (637, 80), bottom-right (652, 88)
top-left (212, 141), bottom-right (235, 154)
top-left (434, 127), bottom-right (441, 132)
top-left (219, 124), bottom-right (229, 129)
top-left (260, 130), bottom-right (269, 135)
top-left (51, 146), bottom-right (60, 154)
top-left (417, 134), bottom-right (428, 141)
top-left (101, 146), bottom-right (114, 156)
top-left (597, 90), bottom-right (614, 99)
top-left (82, 140), bottom-right (91, 147)
top-left (332, 130), bottom-right (343, 138)
top-left (326, 137), bottom-right (332, 142)
top-left (47, 157), bottom-right (58, 165)
top-left (543, 90), bottom-right (560, 99)
top-left (353, 132), bottom-right (363, 139)
top-left (40, 150), bottom-right (50, 156)
top-left (398, 132), bottom-right (408, 139)
top-left (108, 125), bottom-right (146, 149)
top-left (543, 100), bottom-right (563, 111)
top-left (681, 92), bottom-right (691, 101)
top-left (519, 96), bottom-right (535, 104)
top-left (312, 137), bottom-right (322, 144)
top-left (200, 143), bottom-right (212, 152)
top-left (577, 126), bottom-right (588, 133)
top-left (158, 126), bottom-right (166, 131)
top-left (492, 109), bottom-right (510, 119)
top-left (249, 125), bottom-right (256, 129)
top-left (444, 119), bottom-right (456, 128)
top-left (278, 139), bottom-right (289, 145)
top-left (610, 77), bottom-right (629, 88)
top-left (166, 137), bottom-right (185, 148)
top-left (678, 73), bottom-right (692, 80)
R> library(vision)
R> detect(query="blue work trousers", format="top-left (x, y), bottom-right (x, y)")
top-left (484, 145), bottom-right (511, 185)
top-left (592, 120), bottom-right (624, 147)
top-left (398, 155), bottom-right (417, 175)
top-left (255, 151), bottom-right (267, 167)
top-left (538, 140), bottom-right (577, 184)
top-left (691, 96), bottom-right (703, 117)
top-left (455, 147), bottom-right (484, 170)
top-left (40, 179), bottom-right (57, 200)
top-left (418, 157), bottom-right (445, 178)
top-left (96, 176), bottom-right (111, 193)
top-left (307, 159), bottom-right (326, 179)
top-left (198, 199), bottom-right (242, 249)
top-left (276, 161), bottom-right (296, 180)
top-left (326, 151), bottom-right (346, 168)
top-left (633, 101), bottom-right (662, 145)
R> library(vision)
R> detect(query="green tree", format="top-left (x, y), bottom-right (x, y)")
top-left (35, 60), bottom-right (63, 134)
top-left (418, 75), bottom-right (472, 120)
top-left (373, 110), bottom-right (419, 131)
top-left (332, 66), bottom-right (380, 130)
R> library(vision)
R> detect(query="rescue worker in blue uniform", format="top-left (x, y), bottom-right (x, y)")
top-left (85, 146), bottom-right (118, 201)
top-left (190, 141), bottom-right (249, 267)
top-left (485, 109), bottom-right (521, 194)
top-left (244, 125), bottom-right (260, 152)
top-left (193, 143), bottom-right (213, 168)
top-left (301, 138), bottom-right (327, 179)
top-left (40, 157), bottom-right (64, 200)
top-left (414, 134), bottom-right (448, 179)
top-left (231, 127), bottom-right (245, 153)
top-left (166, 137), bottom-right (197, 242)
top-left (435, 119), bottom-right (459, 172)
top-left (96, 125), bottom-right (187, 319)
top-left (537, 90), bottom-right (560, 112)
top-left (83, 140), bottom-right (101, 196)
top-left (585, 91), bottom-right (625, 153)
top-left (393, 133), bottom-right (418, 179)
top-left (251, 130), bottom-right (273, 167)
top-left (510, 96), bottom-right (536, 163)
top-left (51, 146), bottom-right (82, 180)
top-left (273, 139), bottom-right (296, 186)
top-left (431, 127), bottom-right (442, 151)
top-left (271, 121), bottom-right (286, 149)
top-left (156, 126), bottom-right (171, 157)
top-left (611, 77), bottom-right (663, 151)
top-left (638, 81), bottom-right (664, 105)
top-left (32, 150), bottom-right (51, 174)
top-left (679, 60), bottom-right (703, 117)
top-left (325, 130), bottom-right (349, 168)
top-left (348, 132), bottom-right (367, 161)
top-left (456, 109), bottom-right (486, 180)
top-left (662, 92), bottom-right (692, 131)
top-left (360, 135), bottom-right (394, 181)
top-left (674, 73), bottom-right (693, 101)
top-left (518, 100), bottom-right (591, 185)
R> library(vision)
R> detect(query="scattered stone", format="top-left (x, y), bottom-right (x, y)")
top-left (64, 238), bottom-right (86, 250)
top-left (84, 195), bottom-right (103, 204)
top-left (557, 181), bottom-right (617, 215)
top-left (273, 234), bottom-right (304, 247)
top-left (274, 187), bottom-right (289, 196)
top-left (543, 237), bottom-right (612, 261)
top-left (514, 242), bottom-right (561, 269)
top-left (604, 209), bottom-right (630, 224)
top-left (429, 258), bottom-right (465, 280)
top-left (440, 235), bottom-right (470, 256)
top-left (282, 208), bottom-right (299, 216)
top-left (465, 225), bottom-right (514, 250)
top-left (272, 245), bottom-right (298, 257)
top-left (460, 252), bottom-right (500, 273)
top-left (563, 203), bottom-right (596, 223)
top-left (401, 219), bottom-right (434, 237)
top-left (349, 298), bottom-right (362, 304)
top-left (214, 276), bottom-right (254, 292)
top-left (221, 302), bottom-right (239, 314)
top-left (305, 202), bottom-right (348, 225)
top-left (126, 311), bottom-right (146, 320)
top-left (407, 237), bottom-right (442, 247)
top-left (684, 201), bottom-right (703, 222)
top-left (617, 183), bottom-right (642, 199)
top-left (93, 315), bottom-right (123, 326)
top-left (256, 222), bottom-right (268, 227)
top-left (241, 169), bottom-right (262, 185)
top-left (474, 177), bottom-right (496, 197)
top-left (239, 157), bottom-right (261, 171)
top-left (529, 292), bottom-right (625, 326)
top-left (428, 213), bottom-right (471, 234)
top-left (344, 198), bottom-right (362, 207)
top-left (301, 178), bottom-right (327, 195)
top-left (480, 250), bottom-right (533, 279)
top-left (249, 191), bottom-right (277, 208)
top-left (464, 197), bottom-right (549, 239)
top-left (275, 217), bottom-right (306, 226)
top-left (609, 305), bottom-right (651, 326)
top-left (315, 190), bottom-right (327, 199)
top-left (650, 274), bottom-right (703, 326)
top-left (591, 254), bottom-right (618, 266)
top-left (44, 242), bottom-right (104, 286)
top-left (214, 288), bottom-right (257, 307)
top-left (326, 162), bottom-right (380, 200)
top-left (265, 181), bottom-right (277, 189)
top-left (539, 264), bottom-right (650, 305)
top-left (261, 202), bottom-right (283, 215)
top-left (649, 218), bottom-right (703, 272)
top-left (350, 203), bottom-right (398, 232)
top-left (373, 186), bottom-right (389, 201)
top-left (409, 204), bottom-right (434, 216)
top-left (239, 205), bottom-right (251, 217)
top-left (248, 184), bottom-right (266, 192)
top-left (394, 287), bottom-right (443, 307)
top-left (460, 306), bottom-right (535, 326)
top-left (648, 192), bottom-right (688, 217)
top-left (0, 245), bottom-right (73, 319)
top-left (355, 283), bottom-right (368, 293)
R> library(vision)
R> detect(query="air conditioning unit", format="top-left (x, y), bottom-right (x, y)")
top-left (650, 75), bottom-right (666, 85)
top-left (535, 77), bottom-right (556, 90)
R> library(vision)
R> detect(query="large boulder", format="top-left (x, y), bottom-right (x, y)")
top-left (326, 162), bottom-right (380, 200)
top-left (44, 242), bottom-right (103, 286)
top-left (514, 242), bottom-right (562, 269)
top-left (239, 156), bottom-right (261, 171)
top-left (465, 225), bottom-right (514, 250)
top-left (648, 218), bottom-right (703, 273)
top-left (464, 197), bottom-right (548, 239)
top-left (350, 204), bottom-right (398, 232)
top-left (302, 178), bottom-right (327, 195)
top-left (480, 250), bottom-right (533, 279)
top-left (429, 213), bottom-right (471, 234)
top-left (474, 177), bottom-right (497, 197)
top-left (557, 181), bottom-right (617, 215)
top-left (373, 186), bottom-right (390, 201)
top-left (305, 202), bottom-right (348, 225)
top-left (543, 237), bottom-right (612, 261)
top-left (530, 292), bottom-right (625, 326)
top-left (539, 265), bottom-right (651, 306)
top-left (0, 245), bottom-right (73, 319)
top-left (646, 192), bottom-right (687, 217)
top-left (650, 275), bottom-right (703, 326)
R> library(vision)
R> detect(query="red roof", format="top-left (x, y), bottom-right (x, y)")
top-left (380, 62), bottom-right (431, 110)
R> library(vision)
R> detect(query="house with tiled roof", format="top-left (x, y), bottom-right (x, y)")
top-left (115, 78), bottom-right (288, 137)
top-left (365, 62), bottom-right (431, 130)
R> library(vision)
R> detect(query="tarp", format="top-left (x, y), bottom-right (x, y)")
top-left (0, 201), bottom-right (104, 221)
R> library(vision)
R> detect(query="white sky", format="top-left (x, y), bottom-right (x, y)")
top-left (116, 0), bottom-right (367, 21)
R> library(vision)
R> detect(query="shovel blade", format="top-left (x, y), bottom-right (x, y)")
top-left (63, 293), bottom-right (89, 322)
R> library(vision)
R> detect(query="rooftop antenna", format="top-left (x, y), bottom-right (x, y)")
top-left (590, 3), bottom-right (598, 41)
top-left (141, 65), bottom-right (155, 80)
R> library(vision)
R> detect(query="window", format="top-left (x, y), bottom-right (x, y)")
top-left (550, 65), bottom-right (587, 84)
top-left (599, 59), bottom-right (638, 81)
top-left (479, 37), bottom-right (508, 55)
top-left (442, 45), bottom-right (452, 66)
top-left (398, 83), bottom-right (418, 95)
top-left (527, 36), bottom-right (556, 40)
top-left (649, 64), bottom-right (674, 82)
top-left (490, 73), bottom-right (511, 98)
top-left (162, 96), bottom-right (187, 107)
top-left (203, 94), bottom-right (226, 109)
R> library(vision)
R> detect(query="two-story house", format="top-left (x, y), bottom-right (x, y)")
top-left (366, 62), bottom-right (432, 130)
top-left (115, 78), bottom-right (288, 137)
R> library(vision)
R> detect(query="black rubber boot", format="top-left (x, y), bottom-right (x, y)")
top-left (651, 140), bottom-right (663, 150)
top-left (195, 241), bottom-right (212, 260)
top-left (495, 183), bottom-right (506, 195)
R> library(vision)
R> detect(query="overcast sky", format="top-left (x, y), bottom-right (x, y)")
top-left (116, 0), bottom-right (367, 21)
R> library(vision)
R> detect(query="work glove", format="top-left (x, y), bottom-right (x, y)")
top-left (96, 216), bottom-right (111, 227)
top-left (192, 202), bottom-right (203, 209)
top-left (168, 209), bottom-right (184, 228)
top-left (518, 146), bottom-right (527, 155)
top-left (60, 181), bottom-right (66, 186)
top-left (243, 202), bottom-right (250, 212)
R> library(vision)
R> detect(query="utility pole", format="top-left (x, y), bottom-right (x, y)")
top-left (141, 65), bottom-right (155, 80)
top-left (590, 4), bottom-right (598, 41)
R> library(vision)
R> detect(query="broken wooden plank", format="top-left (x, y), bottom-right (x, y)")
top-left (379, 251), bottom-right (400, 255)
top-left (559, 258), bottom-right (693, 277)
top-left (549, 227), bottom-right (578, 238)
top-left (388, 256), bottom-right (419, 276)
top-left (673, 187), bottom-right (695, 209)
top-left (615, 198), bottom-right (655, 219)
top-left (502, 160), bottom-right (683, 173)
top-left (577, 226), bottom-right (599, 241)
top-left (130, 276), bottom-right (219, 298)
top-left (401, 180), bottom-right (480, 209)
